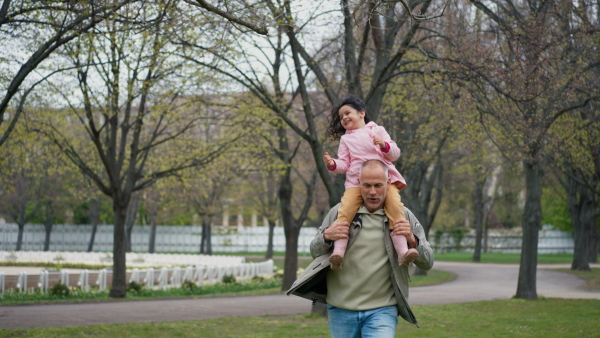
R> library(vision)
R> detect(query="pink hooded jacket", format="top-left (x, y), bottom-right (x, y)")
top-left (328, 121), bottom-right (407, 190)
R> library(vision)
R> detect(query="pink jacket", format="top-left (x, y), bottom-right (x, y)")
top-left (329, 121), bottom-right (406, 190)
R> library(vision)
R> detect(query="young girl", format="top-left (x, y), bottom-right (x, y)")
top-left (323, 94), bottom-right (418, 270)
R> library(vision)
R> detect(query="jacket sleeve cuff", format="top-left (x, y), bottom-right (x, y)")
top-left (327, 161), bottom-right (337, 171)
top-left (381, 142), bottom-right (390, 153)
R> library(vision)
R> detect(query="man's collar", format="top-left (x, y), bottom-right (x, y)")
top-left (357, 205), bottom-right (386, 215)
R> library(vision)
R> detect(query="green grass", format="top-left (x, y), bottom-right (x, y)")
top-left (434, 252), bottom-right (574, 264)
top-left (0, 279), bottom-right (282, 306)
top-left (555, 268), bottom-right (600, 291)
top-left (1, 298), bottom-right (597, 337)
top-left (410, 269), bottom-right (456, 286)
top-left (0, 260), bottom-right (112, 270)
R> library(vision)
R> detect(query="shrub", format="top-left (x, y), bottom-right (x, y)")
top-left (181, 280), bottom-right (197, 291)
top-left (450, 228), bottom-right (469, 250)
top-left (251, 275), bottom-right (265, 282)
top-left (222, 274), bottom-right (236, 284)
top-left (126, 281), bottom-right (144, 293)
top-left (49, 282), bottom-right (70, 296)
top-left (273, 269), bottom-right (284, 280)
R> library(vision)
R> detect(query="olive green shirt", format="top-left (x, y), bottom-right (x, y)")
top-left (325, 206), bottom-right (396, 311)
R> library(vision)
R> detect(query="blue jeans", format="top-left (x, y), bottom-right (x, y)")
top-left (327, 304), bottom-right (398, 338)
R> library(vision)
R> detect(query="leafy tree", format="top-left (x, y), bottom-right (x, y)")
top-left (443, 0), bottom-right (600, 298)
top-left (30, 1), bottom-right (249, 298)
top-left (0, 0), bottom-right (138, 147)
top-left (0, 139), bottom-right (40, 250)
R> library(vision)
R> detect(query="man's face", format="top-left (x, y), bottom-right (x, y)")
top-left (359, 165), bottom-right (390, 212)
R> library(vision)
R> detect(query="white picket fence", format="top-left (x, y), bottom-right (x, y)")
top-left (0, 251), bottom-right (273, 295)
top-left (0, 224), bottom-right (318, 254)
top-left (0, 223), bottom-right (576, 255)
top-left (433, 229), bottom-right (575, 254)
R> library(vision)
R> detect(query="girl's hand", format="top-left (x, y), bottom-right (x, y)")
top-left (323, 152), bottom-right (335, 167)
top-left (373, 136), bottom-right (386, 150)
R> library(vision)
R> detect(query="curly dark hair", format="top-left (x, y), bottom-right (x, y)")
top-left (326, 94), bottom-right (371, 140)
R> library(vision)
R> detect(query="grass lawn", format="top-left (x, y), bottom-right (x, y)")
top-left (554, 268), bottom-right (600, 291)
top-left (244, 252), bottom-right (581, 266)
top-left (1, 298), bottom-right (597, 337)
top-left (433, 252), bottom-right (575, 264)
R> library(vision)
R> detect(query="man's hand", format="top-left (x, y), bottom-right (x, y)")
top-left (391, 219), bottom-right (417, 248)
top-left (323, 220), bottom-right (350, 242)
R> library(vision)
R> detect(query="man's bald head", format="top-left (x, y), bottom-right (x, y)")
top-left (360, 159), bottom-right (388, 179)
top-left (359, 160), bottom-right (390, 212)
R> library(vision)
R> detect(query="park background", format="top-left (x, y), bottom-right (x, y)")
top-left (0, 0), bottom-right (598, 304)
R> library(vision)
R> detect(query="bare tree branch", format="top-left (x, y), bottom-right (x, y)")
top-left (183, 0), bottom-right (268, 35)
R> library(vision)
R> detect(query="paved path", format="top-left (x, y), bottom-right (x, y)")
top-left (0, 262), bottom-right (598, 329)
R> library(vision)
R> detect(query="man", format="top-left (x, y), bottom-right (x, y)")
top-left (287, 159), bottom-right (434, 337)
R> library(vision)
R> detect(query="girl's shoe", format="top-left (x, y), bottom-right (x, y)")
top-left (400, 248), bottom-right (419, 267)
top-left (329, 253), bottom-right (344, 270)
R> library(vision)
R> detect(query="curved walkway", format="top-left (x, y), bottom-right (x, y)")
top-left (1, 262), bottom-right (598, 329)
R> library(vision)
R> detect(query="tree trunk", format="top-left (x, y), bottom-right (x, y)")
top-left (125, 193), bottom-right (140, 252)
top-left (585, 194), bottom-right (598, 264)
top-left (282, 221), bottom-right (300, 290)
top-left (43, 200), bottom-right (54, 251)
top-left (515, 159), bottom-right (542, 300)
top-left (566, 171), bottom-right (591, 270)
top-left (200, 220), bottom-right (206, 254)
top-left (200, 218), bottom-right (213, 255)
top-left (206, 222), bottom-right (212, 255)
top-left (472, 179), bottom-right (485, 262)
top-left (279, 166), bottom-right (300, 290)
top-left (43, 224), bottom-right (53, 251)
top-left (16, 222), bottom-right (25, 251)
top-left (589, 225), bottom-right (599, 263)
top-left (266, 219), bottom-right (276, 259)
top-left (148, 211), bottom-right (157, 253)
top-left (109, 199), bottom-right (128, 298)
top-left (87, 198), bottom-right (100, 252)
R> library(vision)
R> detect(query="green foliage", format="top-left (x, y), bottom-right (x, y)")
top-left (0, 278), bottom-right (282, 306)
top-left (49, 283), bottom-right (70, 296)
top-left (0, 260), bottom-right (112, 270)
top-left (180, 280), bottom-right (197, 291)
top-left (490, 165), bottom-right (524, 229)
top-left (221, 274), bottom-right (236, 284)
top-left (72, 200), bottom-right (91, 224)
top-left (434, 229), bottom-right (444, 247)
top-left (251, 275), bottom-right (265, 283)
top-left (449, 228), bottom-right (469, 250)
top-left (72, 199), bottom-right (115, 225)
top-left (541, 188), bottom-right (572, 231)
top-left (126, 281), bottom-right (144, 294)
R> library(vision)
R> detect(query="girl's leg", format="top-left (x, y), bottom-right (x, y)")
top-left (384, 185), bottom-right (418, 267)
top-left (330, 188), bottom-right (362, 270)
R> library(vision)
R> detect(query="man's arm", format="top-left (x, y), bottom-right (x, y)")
top-left (391, 207), bottom-right (434, 271)
top-left (310, 204), bottom-right (349, 259)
